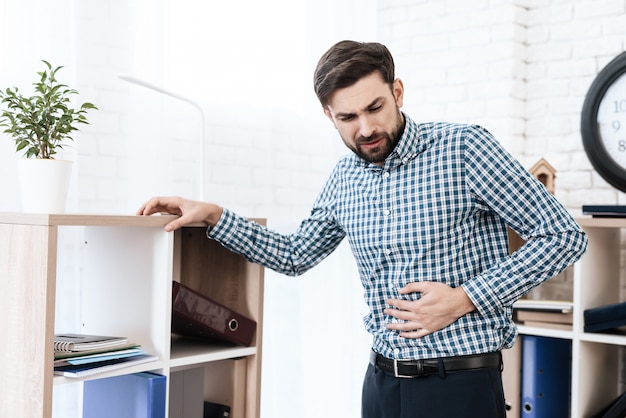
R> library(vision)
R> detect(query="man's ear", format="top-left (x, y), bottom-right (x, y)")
top-left (393, 78), bottom-right (404, 108)
top-left (323, 107), bottom-right (337, 129)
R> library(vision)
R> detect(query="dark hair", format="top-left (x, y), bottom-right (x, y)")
top-left (313, 40), bottom-right (396, 107)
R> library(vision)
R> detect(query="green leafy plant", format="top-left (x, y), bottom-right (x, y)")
top-left (0, 60), bottom-right (98, 159)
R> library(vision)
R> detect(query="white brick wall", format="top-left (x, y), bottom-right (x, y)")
top-left (380, 0), bottom-right (626, 210)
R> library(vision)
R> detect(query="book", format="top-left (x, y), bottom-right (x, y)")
top-left (584, 301), bottom-right (626, 333)
top-left (582, 205), bottom-right (626, 218)
top-left (516, 310), bottom-right (573, 325)
top-left (54, 353), bottom-right (158, 378)
top-left (513, 299), bottom-right (573, 313)
top-left (83, 371), bottom-right (166, 418)
top-left (54, 342), bottom-right (141, 360)
top-left (53, 333), bottom-right (128, 352)
top-left (54, 348), bottom-right (146, 367)
top-left (521, 321), bottom-right (572, 331)
top-left (172, 281), bottom-right (257, 346)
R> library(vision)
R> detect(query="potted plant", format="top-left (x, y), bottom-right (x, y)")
top-left (0, 60), bottom-right (97, 213)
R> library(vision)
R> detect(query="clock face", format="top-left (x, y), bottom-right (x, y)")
top-left (581, 51), bottom-right (626, 192)
top-left (597, 71), bottom-right (626, 169)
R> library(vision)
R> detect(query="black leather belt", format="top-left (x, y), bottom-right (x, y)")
top-left (370, 350), bottom-right (502, 378)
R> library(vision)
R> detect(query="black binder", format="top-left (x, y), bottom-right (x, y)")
top-left (204, 401), bottom-right (231, 418)
top-left (591, 391), bottom-right (626, 418)
top-left (172, 282), bottom-right (256, 346)
top-left (584, 301), bottom-right (626, 333)
top-left (582, 205), bottom-right (626, 218)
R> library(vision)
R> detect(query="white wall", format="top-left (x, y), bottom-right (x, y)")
top-left (379, 0), bottom-right (626, 210)
top-left (3, 0), bottom-right (626, 417)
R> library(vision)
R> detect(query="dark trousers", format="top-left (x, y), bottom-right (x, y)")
top-left (361, 362), bottom-right (506, 418)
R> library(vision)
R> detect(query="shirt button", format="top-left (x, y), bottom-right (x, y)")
top-left (384, 249), bottom-right (391, 255)
top-left (383, 209), bottom-right (391, 216)
top-left (382, 171), bottom-right (390, 179)
top-left (394, 348), bottom-right (400, 356)
top-left (402, 158), bottom-right (408, 164)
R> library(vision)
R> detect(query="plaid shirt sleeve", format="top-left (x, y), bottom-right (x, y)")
top-left (460, 125), bottom-right (588, 316)
top-left (207, 176), bottom-right (346, 276)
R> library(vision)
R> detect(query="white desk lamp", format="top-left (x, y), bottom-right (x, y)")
top-left (118, 75), bottom-right (206, 200)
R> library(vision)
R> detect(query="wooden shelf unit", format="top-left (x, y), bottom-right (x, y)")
top-left (0, 213), bottom-right (264, 418)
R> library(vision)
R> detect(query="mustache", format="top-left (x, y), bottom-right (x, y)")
top-left (356, 133), bottom-right (387, 145)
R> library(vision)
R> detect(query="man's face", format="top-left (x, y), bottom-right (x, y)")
top-left (324, 72), bottom-right (405, 166)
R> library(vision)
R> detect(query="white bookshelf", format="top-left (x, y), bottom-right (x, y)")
top-left (0, 213), bottom-right (264, 418)
top-left (506, 216), bottom-right (625, 417)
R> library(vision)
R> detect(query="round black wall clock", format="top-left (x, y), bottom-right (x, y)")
top-left (581, 51), bottom-right (626, 192)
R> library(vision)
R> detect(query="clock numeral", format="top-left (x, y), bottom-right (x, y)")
top-left (613, 99), bottom-right (626, 113)
top-left (613, 120), bottom-right (621, 132)
top-left (619, 140), bottom-right (626, 152)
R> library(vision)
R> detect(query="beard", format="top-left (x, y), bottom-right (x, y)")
top-left (348, 109), bottom-right (405, 165)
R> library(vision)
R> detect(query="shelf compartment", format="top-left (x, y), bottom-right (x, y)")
top-left (573, 341), bottom-right (621, 417)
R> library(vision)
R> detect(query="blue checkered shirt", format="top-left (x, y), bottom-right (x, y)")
top-left (209, 114), bottom-right (587, 360)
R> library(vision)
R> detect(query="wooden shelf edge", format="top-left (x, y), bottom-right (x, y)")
top-left (170, 344), bottom-right (257, 370)
top-left (0, 213), bottom-right (185, 227)
top-left (516, 324), bottom-right (574, 339)
top-left (575, 216), bottom-right (626, 228)
top-left (579, 332), bottom-right (626, 345)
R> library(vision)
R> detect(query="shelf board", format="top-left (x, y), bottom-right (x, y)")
top-left (0, 212), bottom-right (190, 227)
top-left (516, 324), bottom-right (574, 339)
top-left (579, 331), bottom-right (626, 345)
top-left (52, 358), bottom-right (165, 386)
top-left (170, 338), bottom-right (257, 370)
top-left (576, 216), bottom-right (626, 228)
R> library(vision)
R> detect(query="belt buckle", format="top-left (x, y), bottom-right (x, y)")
top-left (393, 359), bottom-right (423, 378)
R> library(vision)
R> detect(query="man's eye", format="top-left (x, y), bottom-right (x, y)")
top-left (369, 105), bottom-right (382, 112)
top-left (340, 115), bottom-right (355, 122)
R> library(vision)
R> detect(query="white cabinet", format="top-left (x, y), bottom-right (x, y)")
top-left (0, 213), bottom-right (264, 418)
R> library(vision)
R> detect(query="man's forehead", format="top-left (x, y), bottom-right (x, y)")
top-left (326, 73), bottom-right (390, 114)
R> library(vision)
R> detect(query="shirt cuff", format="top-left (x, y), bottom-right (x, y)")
top-left (206, 208), bottom-right (236, 241)
top-left (461, 276), bottom-right (503, 316)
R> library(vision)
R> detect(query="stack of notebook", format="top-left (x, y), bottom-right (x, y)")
top-left (513, 299), bottom-right (573, 330)
top-left (53, 333), bottom-right (157, 378)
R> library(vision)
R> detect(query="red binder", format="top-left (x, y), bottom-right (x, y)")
top-left (171, 281), bottom-right (256, 346)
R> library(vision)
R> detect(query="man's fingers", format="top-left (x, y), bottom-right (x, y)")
top-left (137, 198), bottom-right (163, 216)
top-left (137, 197), bottom-right (183, 216)
top-left (384, 306), bottom-right (416, 320)
top-left (399, 329), bottom-right (429, 338)
top-left (165, 219), bottom-right (181, 232)
top-left (398, 281), bottom-right (428, 294)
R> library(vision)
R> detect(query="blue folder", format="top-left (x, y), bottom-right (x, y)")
top-left (521, 335), bottom-right (571, 418)
top-left (83, 371), bottom-right (166, 418)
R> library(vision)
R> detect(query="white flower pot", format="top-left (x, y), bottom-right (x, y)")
top-left (18, 159), bottom-right (73, 213)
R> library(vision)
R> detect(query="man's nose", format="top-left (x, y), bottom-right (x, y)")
top-left (358, 116), bottom-right (376, 138)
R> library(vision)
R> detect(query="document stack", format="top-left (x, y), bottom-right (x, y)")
top-left (53, 333), bottom-right (157, 378)
top-left (513, 299), bottom-right (573, 330)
